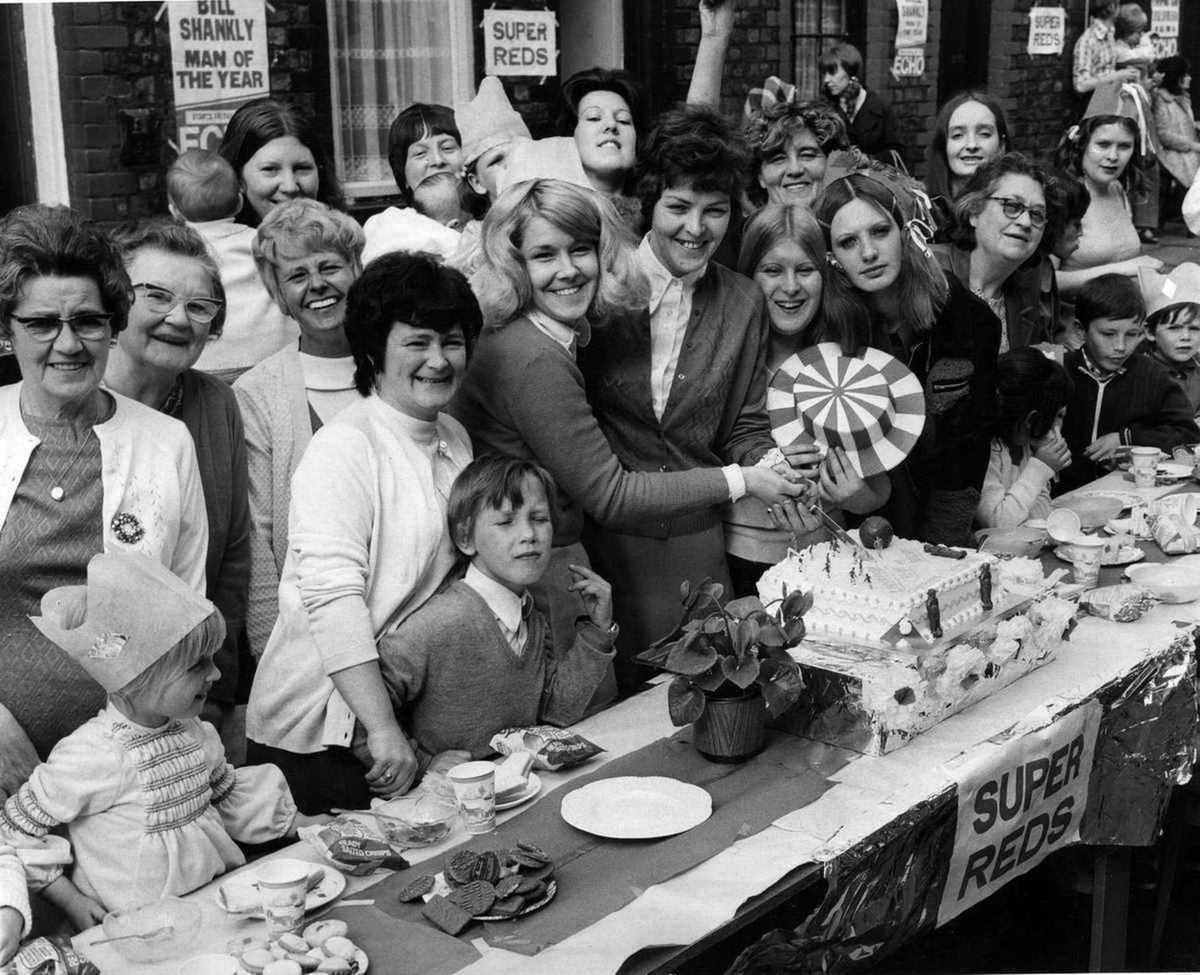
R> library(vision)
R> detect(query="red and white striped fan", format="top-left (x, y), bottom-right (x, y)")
top-left (767, 342), bottom-right (926, 476)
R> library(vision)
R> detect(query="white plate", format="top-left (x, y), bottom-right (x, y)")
top-left (217, 859), bottom-right (346, 917)
top-left (560, 776), bottom-right (712, 839)
top-left (1054, 544), bottom-right (1145, 567)
top-left (1157, 462), bottom-right (1194, 481)
top-left (1056, 489), bottom-right (1143, 509)
top-left (495, 773), bottom-right (542, 811)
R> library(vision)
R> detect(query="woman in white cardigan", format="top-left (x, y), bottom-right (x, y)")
top-left (246, 253), bottom-right (478, 813)
top-left (0, 205), bottom-right (206, 758)
top-left (234, 200), bottom-right (365, 657)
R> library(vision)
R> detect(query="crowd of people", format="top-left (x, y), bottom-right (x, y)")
top-left (1, 0), bottom-right (1200, 960)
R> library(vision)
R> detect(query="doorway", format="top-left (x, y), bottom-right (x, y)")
top-left (938, 0), bottom-right (991, 104)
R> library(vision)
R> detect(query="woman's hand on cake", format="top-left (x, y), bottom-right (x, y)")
top-left (744, 466), bottom-right (810, 505)
top-left (767, 499), bottom-right (823, 536)
top-left (363, 723), bottom-right (419, 796)
top-left (1032, 431), bottom-right (1072, 473)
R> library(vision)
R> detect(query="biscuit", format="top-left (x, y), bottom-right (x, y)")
top-left (493, 874), bottom-right (522, 899)
top-left (262, 960), bottom-right (303, 975)
top-left (422, 894), bottom-right (475, 936)
top-left (315, 959), bottom-right (354, 975)
top-left (396, 874), bottom-right (435, 902)
top-left (241, 948), bottom-right (277, 973)
top-left (489, 895), bottom-right (525, 917)
top-left (302, 919), bottom-right (348, 948)
top-left (447, 879), bottom-right (496, 917)
top-left (322, 936), bottom-right (358, 961)
top-left (445, 850), bottom-right (479, 886)
top-left (276, 933), bottom-right (309, 954)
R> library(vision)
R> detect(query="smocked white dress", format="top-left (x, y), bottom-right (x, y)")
top-left (0, 703), bottom-right (296, 911)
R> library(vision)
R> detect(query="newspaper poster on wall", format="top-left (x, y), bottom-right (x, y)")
top-left (938, 701), bottom-right (1100, 926)
top-left (482, 8), bottom-right (557, 80)
top-left (894, 0), bottom-right (928, 49)
top-left (168, 0), bottom-right (269, 152)
top-left (1027, 7), bottom-right (1066, 56)
top-left (891, 48), bottom-right (925, 79)
top-left (1152, 0), bottom-right (1180, 57)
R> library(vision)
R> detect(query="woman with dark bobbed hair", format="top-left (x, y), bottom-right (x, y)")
top-left (104, 218), bottom-right (250, 757)
top-left (933, 152), bottom-right (1057, 353)
top-left (219, 98), bottom-right (344, 226)
top-left (0, 205), bottom-right (207, 758)
top-left (246, 253), bottom-right (478, 812)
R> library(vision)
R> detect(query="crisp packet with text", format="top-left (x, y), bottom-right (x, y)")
top-left (489, 725), bottom-right (604, 771)
top-left (8, 937), bottom-right (100, 975)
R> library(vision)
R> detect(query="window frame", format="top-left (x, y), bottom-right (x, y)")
top-left (325, 0), bottom-right (476, 205)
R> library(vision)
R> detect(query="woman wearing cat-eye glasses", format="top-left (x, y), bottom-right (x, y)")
top-left (0, 205), bottom-right (207, 760)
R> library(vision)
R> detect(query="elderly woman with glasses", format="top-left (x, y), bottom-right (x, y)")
top-left (932, 152), bottom-right (1059, 353)
top-left (0, 205), bottom-right (207, 759)
top-left (103, 218), bottom-right (250, 758)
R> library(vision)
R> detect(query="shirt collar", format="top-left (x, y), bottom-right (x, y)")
top-left (638, 234), bottom-right (706, 312)
top-left (527, 309), bottom-right (590, 354)
top-left (463, 563), bottom-right (528, 634)
top-left (1080, 346), bottom-right (1126, 381)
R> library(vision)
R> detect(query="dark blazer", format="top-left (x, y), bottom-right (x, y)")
top-left (581, 262), bottom-right (774, 538)
top-left (839, 89), bottom-right (904, 162)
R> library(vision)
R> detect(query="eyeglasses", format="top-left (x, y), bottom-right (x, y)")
top-left (133, 283), bottom-right (223, 324)
top-left (987, 196), bottom-right (1048, 227)
top-left (10, 314), bottom-right (112, 343)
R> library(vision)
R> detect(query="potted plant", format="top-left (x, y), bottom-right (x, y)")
top-left (637, 579), bottom-right (810, 762)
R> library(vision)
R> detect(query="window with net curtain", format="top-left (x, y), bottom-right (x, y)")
top-left (793, 0), bottom-right (849, 100)
top-left (327, 0), bottom-right (474, 202)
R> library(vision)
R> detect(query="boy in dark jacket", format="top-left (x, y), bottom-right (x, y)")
top-left (1058, 273), bottom-right (1200, 493)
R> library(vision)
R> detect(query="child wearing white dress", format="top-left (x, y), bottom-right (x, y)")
top-left (977, 348), bottom-right (1074, 528)
top-left (0, 552), bottom-right (322, 929)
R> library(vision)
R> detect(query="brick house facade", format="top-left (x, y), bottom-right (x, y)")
top-left (1, 0), bottom-right (1193, 221)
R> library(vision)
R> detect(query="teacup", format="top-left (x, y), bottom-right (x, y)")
top-left (1129, 446), bottom-right (1162, 488)
top-left (1063, 535), bottom-right (1105, 588)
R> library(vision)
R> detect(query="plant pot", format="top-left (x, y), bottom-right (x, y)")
top-left (692, 688), bottom-right (766, 763)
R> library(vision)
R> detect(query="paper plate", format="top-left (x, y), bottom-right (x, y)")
top-left (495, 773), bottom-right (542, 812)
top-left (767, 342), bottom-right (925, 477)
top-left (1157, 462), bottom-right (1194, 482)
top-left (216, 860), bottom-right (345, 917)
top-left (560, 776), bottom-right (712, 839)
top-left (475, 879), bottom-right (557, 921)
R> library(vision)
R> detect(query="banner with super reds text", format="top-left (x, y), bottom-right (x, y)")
top-left (938, 700), bottom-right (1100, 926)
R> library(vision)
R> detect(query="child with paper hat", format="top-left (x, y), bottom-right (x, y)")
top-left (455, 76), bottom-right (532, 202)
top-left (1137, 263), bottom-right (1200, 417)
top-left (0, 552), bottom-right (321, 923)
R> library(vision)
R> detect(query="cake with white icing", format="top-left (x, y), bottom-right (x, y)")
top-left (756, 534), bottom-right (1001, 646)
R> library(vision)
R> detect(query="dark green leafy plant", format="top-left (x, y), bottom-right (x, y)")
top-left (637, 578), bottom-right (811, 726)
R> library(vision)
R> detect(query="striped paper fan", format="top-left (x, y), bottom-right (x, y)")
top-left (767, 342), bottom-right (926, 476)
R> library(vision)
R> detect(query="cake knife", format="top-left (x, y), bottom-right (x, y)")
top-left (806, 503), bottom-right (907, 589)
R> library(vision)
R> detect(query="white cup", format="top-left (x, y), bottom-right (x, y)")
top-left (1065, 535), bottom-right (1106, 588)
top-left (447, 761), bottom-right (497, 835)
top-left (254, 860), bottom-right (308, 938)
top-left (1129, 446), bottom-right (1161, 488)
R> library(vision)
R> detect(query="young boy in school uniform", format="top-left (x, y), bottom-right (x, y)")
top-left (376, 456), bottom-right (617, 772)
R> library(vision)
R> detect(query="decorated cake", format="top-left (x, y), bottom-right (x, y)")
top-left (757, 533), bottom-right (1001, 647)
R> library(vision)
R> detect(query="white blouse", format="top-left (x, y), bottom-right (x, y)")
top-left (0, 703), bottom-right (296, 912)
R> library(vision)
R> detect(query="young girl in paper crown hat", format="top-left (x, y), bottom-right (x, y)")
top-left (0, 552), bottom-right (323, 929)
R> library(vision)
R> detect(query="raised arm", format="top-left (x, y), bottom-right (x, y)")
top-left (686, 0), bottom-right (734, 109)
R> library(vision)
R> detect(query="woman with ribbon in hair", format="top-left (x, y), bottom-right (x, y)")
top-left (1054, 81), bottom-right (1163, 297)
top-left (813, 169), bottom-right (1001, 545)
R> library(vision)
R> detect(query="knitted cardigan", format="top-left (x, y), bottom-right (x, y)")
top-left (581, 262), bottom-right (774, 539)
top-left (376, 581), bottom-right (615, 760)
top-left (451, 316), bottom-right (731, 548)
top-left (233, 346), bottom-right (313, 657)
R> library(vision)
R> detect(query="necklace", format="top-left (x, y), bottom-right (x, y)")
top-left (47, 429), bottom-right (97, 502)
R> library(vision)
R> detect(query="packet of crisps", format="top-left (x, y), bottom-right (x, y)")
top-left (1080, 584), bottom-right (1155, 623)
top-left (489, 725), bottom-right (604, 771)
top-left (8, 937), bottom-right (100, 975)
top-left (298, 816), bottom-right (408, 875)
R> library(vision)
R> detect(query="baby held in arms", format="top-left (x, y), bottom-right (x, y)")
top-left (0, 553), bottom-right (324, 927)
top-left (377, 455), bottom-right (618, 777)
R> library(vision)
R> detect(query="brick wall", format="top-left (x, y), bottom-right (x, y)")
top-left (53, 0), bottom-right (328, 224)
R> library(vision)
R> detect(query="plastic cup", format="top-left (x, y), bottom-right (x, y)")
top-left (447, 761), bottom-right (497, 835)
top-left (1129, 446), bottom-right (1161, 488)
top-left (1047, 507), bottom-right (1082, 544)
top-left (255, 860), bottom-right (308, 938)
top-left (1065, 535), bottom-right (1106, 589)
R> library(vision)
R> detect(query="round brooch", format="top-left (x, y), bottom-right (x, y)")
top-left (110, 512), bottom-right (145, 545)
